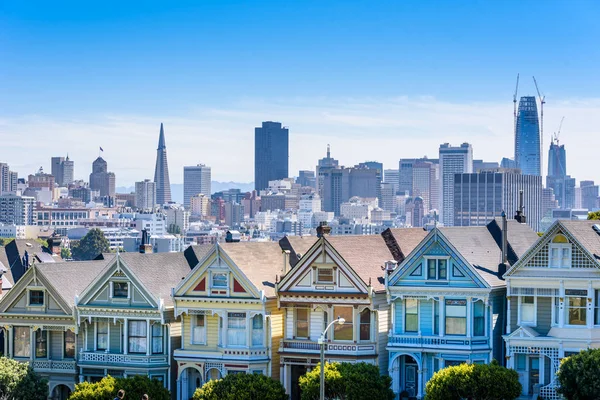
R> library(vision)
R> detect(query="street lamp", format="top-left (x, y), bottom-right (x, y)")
top-left (318, 316), bottom-right (345, 400)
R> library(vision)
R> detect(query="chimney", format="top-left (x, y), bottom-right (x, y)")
top-left (514, 190), bottom-right (527, 224)
top-left (139, 229), bottom-right (152, 254)
top-left (316, 222), bottom-right (331, 238)
top-left (282, 250), bottom-right (290, 276)
top-left (498, 211), bottom-right (508, 278)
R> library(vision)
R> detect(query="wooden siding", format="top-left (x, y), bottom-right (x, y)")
top-left (537, 297), bottom-right (552, 335)
top-left (420, 300), bottom-right (433, 336)
top-left (266, 299), bottom-right (283, 380)
top-left (50, 331), bottom-right (63, 359)
top-left (109, 322), bottom-right (121, 353)
top-left (394, 300), bottom-right (403, 334)
top-left (285, 308), bottom-right (294, 339)
top-left (376, 300), bottom-right (390, 374)
top-left (490, 289), bottom-right (506, 363)
top-left (309, 308), bottom-right (324, 341)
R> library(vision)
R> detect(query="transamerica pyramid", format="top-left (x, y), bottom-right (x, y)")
top-left (154, 123), bottom-right (172, 205)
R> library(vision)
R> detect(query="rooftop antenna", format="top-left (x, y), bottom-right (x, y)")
top-left (533, 76), bottom-right (546, 177)
top-left (327, 144), bottom-right (331, 158)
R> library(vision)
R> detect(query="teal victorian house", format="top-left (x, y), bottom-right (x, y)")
top-left (385, 219), bottom-right (537, 399)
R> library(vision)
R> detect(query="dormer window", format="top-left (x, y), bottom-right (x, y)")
top-left (549, 234), bottom-right (571, 268)
top-left (29, 290), bottom-right (44, 306)
top-left (427, 258), bottom-right (448, 280)
top-left (212, 273), bottom-right (228, 288)
top-left (112, 282), bottom-right (129, 298)
top-left (317, 268), bottom-right (334, 283)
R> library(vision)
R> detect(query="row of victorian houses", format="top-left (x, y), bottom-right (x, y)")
top-left (1, 217), bottom-right (600, 400)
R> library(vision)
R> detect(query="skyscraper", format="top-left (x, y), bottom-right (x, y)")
top-left (515, 96), bottom-right (541, 176)
top-left (439, 143), bottom-right (473, 226)
top-left (135, 179), bottom-right (156, 210)
top-left (384, 169), bottom-right (400, 195)
top-left (89, 157), bottom-right (116, 198)
top-left (183, 164), bottom-right (212, 208)
top-left (154, 123), bottom-right (172, 205)
top-left (62, 155), bottom-right (74, 185)
top-left (580, 181), bottom-right (599, 211)
top-left (546, 139), bottom-right (575, 208)
top-left (51, 157), bottom-right (65, 183)
top-left (316, 145), bottom-right (339, 198)
top-left (412, 161), bottom-right (439, 213)
top-left (254, 121), bottom-right (289, 192)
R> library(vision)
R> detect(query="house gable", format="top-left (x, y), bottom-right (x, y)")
top-left (505, 221), bottom-right (600, 277)
top-left (77, 255), bottom-right (158, 309)
top-left (277, 237), bottom-right (368, 294)
top-left (388, 229), bottom-right (488, 289)
top-left (174, 244), bottom-right (260, 299)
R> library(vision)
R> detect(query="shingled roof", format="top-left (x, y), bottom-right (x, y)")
top-left (560, 220), bottom-right (600, 258)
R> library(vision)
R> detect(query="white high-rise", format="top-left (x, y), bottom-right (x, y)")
top-left (135, 179), bottom-right (156, 210)
top-left (183, 164), bottom-right (211, 209)
top-left (439, 143), bottom-right (473, 226)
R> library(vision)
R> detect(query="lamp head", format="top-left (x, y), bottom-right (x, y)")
top-left (337, 317), bottom-right (346, 325)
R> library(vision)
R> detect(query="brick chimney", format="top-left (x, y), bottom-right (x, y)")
top-left (139, 229), bottom-right (153, 254)
top-left (316, 222), bottom-right (331, 238)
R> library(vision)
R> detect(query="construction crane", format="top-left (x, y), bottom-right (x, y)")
top-left (533, 76), bottom-right (546, 176)
top-left (513, 73), bottom-right (520, 136)
top-left (554, 116), bottom-right (565, 145)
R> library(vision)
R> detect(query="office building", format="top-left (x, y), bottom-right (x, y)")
top-left (28, 169), bottom-right (55, 190)
top-left (453, 168), bottom-right (542, 231)
top-left (135, 179), bottom-right (156, 210)
top-left (224, 202), bottom-right (244, 228)
top-left (183, 164), bottom-right (211, 208)
top-left (412, 161), bottom-right (439, 213)
top-left (384, 169), bottom-right (400, 195)
top-left (164, 205), bottom-right (190, 234)
top-left (439, 143), bottom-right (473, 226)
top-left (473, 160), bottom-right (499, 172)
top-left (380, 182), bottom-right (396, 212)
top-left (0, 163), bottom-right (17, 194)
top-left (580, 180), bottom-right (599, 211)
top-left (320, 165), bottom-right (379, 216)
top-left (153, 123), bottom-right (172, 205)
top-left (190, 194), bottom-right (210, 218)
top-left (359, 161), bottom-right (383, 200)
top-left (515, 96), bottom-right (541, 175)
top-left (546, 139), bottom-right (575, 209)
top-left (0, 193), bottom-right (35, 225)
top-left (296, 170), bottom-right (316, 188)
top-left (500, 157), bottom-right (517, 169)
top-left (254, 121), bottom-right (289, 191)
top-left (51, 155), bottom-right (74, 186)
top-left (316, 145), bottom-right (339, 198)
top-left (542, 187), bottom-right (559, 218)
top-left (89, 157), bottom-right (116, 198)
top-left (51, 157), bottom-right (64, 185)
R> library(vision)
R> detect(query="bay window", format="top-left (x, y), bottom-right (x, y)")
top-left (13, 327), bottom-right (30, 358)
top-left (227, 313), bottom-right (247, 346)
top-left (64, 330), bottom-right (75, 358)
top-left (445, 300), bottom-right (466, 335)
top-left (405, 299), bottom-right (418, 332)
top-left (152, 324), bottom-right (163, 354)
top-left (567, 295), bottom-right (587, 325)
top-left (252, 314), bottom-right (264, 346)
top-left (520, 296), bottom-right (535, 324)
top-left (35, 330), bottom-right (47, 358)
top-left (473, 301), bottom-right (485, 336)
top-left (295, 309), bottom-right (309, 339)
top-left (192, 315), bottom-right (206, 344)
top-left (359, 309), bottom-right (371, 341)
top-left (333, 306), bottom-right (353, 341)
top-left (97, 321), bottom-right (108, 351)
top-left (128, 320), bottom-right (147, 353)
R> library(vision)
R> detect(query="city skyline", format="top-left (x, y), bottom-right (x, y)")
top-left (2, 1), bottom-right (600, 185)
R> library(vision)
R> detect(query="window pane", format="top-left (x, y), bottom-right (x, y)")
top-left (446, 301), bottom-right (466, 335)
top-left (405, 299), bottom-right (418, 332)
top-left (97, 322), bottom-right (108, 350)
top-left (296, 309), bottom-right (309, 338)
top-left (252, 315), bottom-right (264, 346)
top-left (438, 260), bottom-right (447, 279)
top-left (35, 330), bottom-right (47, 358)
top-left (473, 301), bottom-right (485, 336)
top-left (434, 302), bottom-right (439, 335)
top-left (14, 327), bottom-right (31, 358)
top-left (317, 268), bottom-right (334, 283)
top-left (568, 297), bottom-right (587, 325)
top-left (427, 259), bottom-right (436, 279)
top-left (228, 313), bottom-right (247, 346)
top-left (212, 273), bottom-right (228, 288)
top-left (30, 291), bottom-right (44, 305)
top-left (128, 320), bottom-right (147, 353)
top-left (113, 282), bottom-right (128, 298)
top-left (152, 324), bottom-right (163, 354)
top-left (360, 309), bottom-right (370, 341)
top-left (193, 315), bottom-right (206, 344)
top-left (64, 330), bottom-right (75, 358)
top-left (333, 306), bottom-right (353, 341)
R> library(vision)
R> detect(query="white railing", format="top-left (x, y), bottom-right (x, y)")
top-left (79, 352), bottom-right (168, 365)
top-left (388, 334), bottom-right (490, 349)
top-left (32, 360), bottom-right (77, 372)
top-left (281, 339), bottom-right (376, 355)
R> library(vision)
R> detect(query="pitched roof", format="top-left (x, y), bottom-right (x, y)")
top-left (117, 252), bottom-right (195, 307)
top-left (35, 257), bottom-right (114, 308)
top-left (0, 239), bottom-right (62, 285)
top-left (217, 242), bottom-right (284, 298)
top-left (387, 228), bottom-right (430, 261)
top-left (560, 220), bottom-right (600, 257)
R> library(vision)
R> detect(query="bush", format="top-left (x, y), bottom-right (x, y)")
top-left (298, 362), bottom-right (394, 400)
top-left (69, 375), bottom-right (169, 400)
top-left (425, 360), bottom-right (521, 400)
top-left (0, 356), bottom-right (48, 400)
top-left (193, 373), bottom-right (287, 400)
top-left (557, 348), bottom-right (600, 400)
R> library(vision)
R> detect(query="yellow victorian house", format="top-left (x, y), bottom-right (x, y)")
top-left (172, 242), bottom-right (285, 400)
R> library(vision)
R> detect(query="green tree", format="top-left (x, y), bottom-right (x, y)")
top-left (298, 362), bottom-right (393, 400)
top-left (557, 348), bottom-right (600, 400)
top-left (0, 238), bottom-right (14, 247)
top-left (60, 247), bottom-right (72, 259)
top-left (70, 228), bottom-right (110, 261)
top-left (587, 211), bottom-right (600, 220)
top-left (0, 356), bottom-right (48, 400)
top-left (193, 373), bottom-right (287, 400)
top-left (35, 238), bottom-right (48, 248)
top-left (425, 360), bottom-right (521, 400)
top-left (69, 375), bottom-right (170, 400)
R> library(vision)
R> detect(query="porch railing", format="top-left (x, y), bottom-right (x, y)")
top-left (388, 334), bottom-right (490, 349)
top-left (281, 339), bottom-right (377, 355)
top-left (32, 360), bottom-right (77, 372)
top-left (78, 352), bottom-right (168, 365)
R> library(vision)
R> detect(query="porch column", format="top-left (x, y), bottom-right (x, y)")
top-left (587, 282), bottom-right (594, 329)
top-left (222, 314), bottom-right (228, 347)
top-left (418, 368), bottom-right (425, 399)
top-left (466, 298), bottom-right (472, 338)
top-left (146, 319), bottom-right (151, 356)
top-left (123, 318), bottom-right (128, 355)
top-left (506, 296), bottom-right (511, 334)
top-left (439, 297), bottom-right (445, 336)
top-left (389, 357), bottom-right (400, 394)
top-left (484, 299), bottom-right (490, 337)
top-left (246, 315), bottom-right (251, 348)
top-left (7, 326), bottom-right (12, 357)
top-left (107, 318), bottom-right (111, 352)
top-left (353, 307), bottom-right (359, 343)
top-left (390, 302), bottom-right (396, 335)
top-left (558, 281), bottom-right (565, 328)
top-left (539, 355), bottom-right (545, 386)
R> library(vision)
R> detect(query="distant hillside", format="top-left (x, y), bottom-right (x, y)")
top-left (116, 181), bottom-right (254, 204)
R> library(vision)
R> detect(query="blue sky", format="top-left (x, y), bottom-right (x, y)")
top-left (1, 1), bottom-right (600, 184)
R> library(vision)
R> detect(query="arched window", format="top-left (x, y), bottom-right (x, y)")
top-left (549, 234), bottom-right (571, 268)
top-left (252, 314), bottom-right (263, 346)
top-left (359, 309), bottom-right (371, 341)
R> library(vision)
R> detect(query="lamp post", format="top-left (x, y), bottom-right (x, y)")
top-left (318, 316), bottom-right (345, 400)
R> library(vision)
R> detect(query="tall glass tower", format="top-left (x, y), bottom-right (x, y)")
top-left (514, 96), bottom-right (541, 175)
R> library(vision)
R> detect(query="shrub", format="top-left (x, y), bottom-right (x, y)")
top-left (69, 375), bottom-right (169, 400)
top-left (0, 356), bottom-right (48, 400)
top-left (193, 373), bottom-right (287, 400)
top-left (557, 348), bottom-right (600, 400)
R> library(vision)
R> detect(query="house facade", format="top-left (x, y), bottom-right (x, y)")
top-left (172, 243), bottom-right (284, 400)
top-left (387, 220), bottom-right (538, 399)
top-left (504, 220), bottom-right (600, 400)
top-left (276, 230), bottom-right (427, 400)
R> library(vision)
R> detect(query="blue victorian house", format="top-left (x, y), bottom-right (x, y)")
top-left (385, 219), bottom-right (537, 399)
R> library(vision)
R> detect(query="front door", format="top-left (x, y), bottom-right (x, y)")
top-left (404, 362), bottom-right (418, 398)
top-left (291, 365), bottom-right (307, 400)
top-left (528, 357), bottom-right (540, 395)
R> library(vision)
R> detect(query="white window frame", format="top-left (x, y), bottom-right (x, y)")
top-left (110, 281), bottom-right (129, 299)
top-left (191, 315), bottom-right (207, 345)
top-left (295, 308), bottom-right (310, 339)
top-left (552, 296), bottom-right (560, 327)
top-left (548, 244), bottom-right (571, 268)
top-left (518, 295), bottom-right (537, 326)
top-left (27, 288), bottom-right (45, 307)
top-left (251, 314), bottom-right (264, 347)
top-left (565, 294), bottom-right (587, 327)
top-left (211, 271), bottom-right (229, 290)
top-left (404, 299), bottom-right (419, 333)
top-left (425, 257), bottom-right (449, 281)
